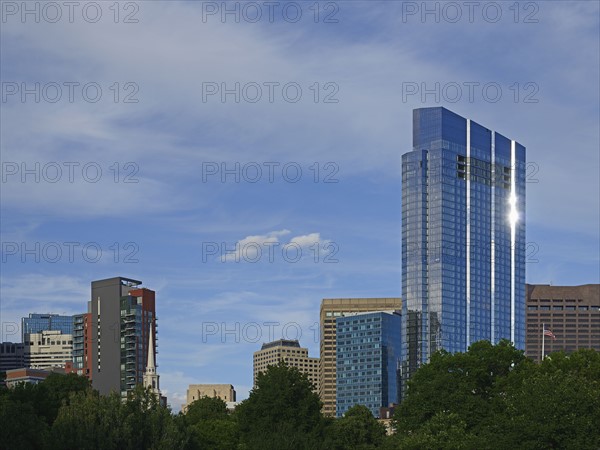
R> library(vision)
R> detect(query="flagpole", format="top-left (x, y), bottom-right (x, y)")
top-left (541, 323), bottom-right (545, 361)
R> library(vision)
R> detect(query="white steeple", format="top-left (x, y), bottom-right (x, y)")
top-left (143, 321), bottom-right (159, 392)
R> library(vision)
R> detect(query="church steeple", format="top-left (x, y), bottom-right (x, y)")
top-left (143, 320), bottom-right (159, 392)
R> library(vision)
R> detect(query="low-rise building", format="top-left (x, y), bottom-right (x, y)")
top-left (182, 384), bottom-right (236, 412)
top-left (5, 367), bottom-right (66, 388)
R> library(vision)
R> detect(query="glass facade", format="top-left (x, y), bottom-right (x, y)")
top-left (401, 107), bottom-right (526, 397)
top-left (120, 293), bottom-right (154, 395)
top-left (336, 311), bottom-right (401, 418)
top-left (22, 313), bottom-right (73, 342)
top-left (72, 314), bottom-right (85, 374)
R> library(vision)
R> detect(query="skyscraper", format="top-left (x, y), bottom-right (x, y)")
top-left (89, 277), bottom-right (157, 397)
top-left (319, 298), bottom-right (402, 416)
top-left (401, 107), bottom-right (526, 395)
top-left (336, 311), bottom-right (401, 418)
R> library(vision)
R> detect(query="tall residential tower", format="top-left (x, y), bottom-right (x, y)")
top-left (401, 107), bottom-right (526, 396)
top-left (89, 277), bottom-right (157, 397)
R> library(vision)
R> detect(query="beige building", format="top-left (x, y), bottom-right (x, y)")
top-left (24, 330), bottom-right (73, 370)
top-left (526, 284), bottom-right (600, 362)
top-left (182, 384), bottom-right (236, 412)
top-left (253, 339), bottom-right (319, 392)
top-left (319, 298), bottom-right (402, 417)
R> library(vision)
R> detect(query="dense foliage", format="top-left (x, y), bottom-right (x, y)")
top-left (388, 341), bottom-right (600, 449)
top-left (1, 345), bottom-right (598, 449)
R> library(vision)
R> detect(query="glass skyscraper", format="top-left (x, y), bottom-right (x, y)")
top-left (336, 311), bottom-right (401, 418)
top-left (401, 107), bottom-right (526, 396)
top-left (22, 313), bottom-right (73, 342)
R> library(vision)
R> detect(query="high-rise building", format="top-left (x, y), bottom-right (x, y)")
top-left (336, 311), bottom-right (401, 418)
top-left (21, 313), bottom-right (73, 342)
top-left (253, 339), bottom-right (319, 392)
top-left (23, 330), bottom-right (73, 369)
top-left (401, 107), bottom-right (526, 396)
top-left (319, 298), bottom-right (402, 417)
top-left (89, 277), bottom-right (157, 397)
top-left (525, 284), bottom-right (600, 361)
top-left (72, 312), bottom-right (93, 380)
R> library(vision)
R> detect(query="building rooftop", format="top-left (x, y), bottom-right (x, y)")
top-left (260, 339), bottom-right (301, 350)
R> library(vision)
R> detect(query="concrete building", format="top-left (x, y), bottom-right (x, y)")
top-left (24, 330), bottom-right (73, 369)
top-left (89, 277), bottom-right (158, 397)
top-left (0, 342), bottom-right (25, 374)
top-left (401, 107), bottom-right (526, 398)
top-left (182, 384), bottom-right (237, 412)
top-left (253, 339), bottom-right (319, 392)
top-left (319, 298), bottom-right (402, 417)
top-left (525, 284), bottom-right (600, 361)
top-left (21, 313), bottom-right (73, 342)
top-left (336, 311), bottom-right (402, 418)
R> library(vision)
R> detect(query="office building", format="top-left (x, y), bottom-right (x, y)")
top-left (319, 298), bottom-right (402, 416)
top-left (89, 277), bottom-right (157, 396)
top-left (21, 313), bottom-right (73, 342)
top-left (525, 284), bottom-right (600, 361)
top-left (23, 330), bottom-right (73, 369)
top-left (253, 339), bottom-right (319, 392)
top-left (0, 342), bottom-right (25, 374)
top-left (336, 311), bottom-right (401, 418)
top-left (182, 384), bottom-right (237, 412)
top-left (401, 107), bottom-right (526, 396)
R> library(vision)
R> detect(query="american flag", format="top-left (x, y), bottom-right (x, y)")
top-left (543, 328), bottom-right (556, 340)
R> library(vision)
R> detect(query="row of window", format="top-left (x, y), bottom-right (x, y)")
top-left (528, 305), bottom-right (597, 311)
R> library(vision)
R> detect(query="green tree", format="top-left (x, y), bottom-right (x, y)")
top-left (0, 394), bottom-right (49, 450)
top-left (50, 386), bottom-right (187, 450)
top-left (393, 343), bottom-right (600, 450)
top-left (482, 349), bottom-right (600, 450)
top-left (8, 372), bottom-right (90, 426)
top-left (50, 390), bottom-right (123, 450)
top-left (394, 339), bottom-right (530, 435)
top-left (235, 361), bottom-right (326, 450)
top-left (183, 396), bottom-right (238, 450)
top-left (185, 395), bottom-right (229, 423)
top-left (325, 405), bottom-right (387, 450)
top-left (385, 411), bottom-right (477, 450)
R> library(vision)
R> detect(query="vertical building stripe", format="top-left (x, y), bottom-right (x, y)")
top-left (466, 120), bottom-right (471, 349)
top-left (510, 140), bottom-right (516, 343)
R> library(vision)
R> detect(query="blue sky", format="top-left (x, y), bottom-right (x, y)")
top-left (1, 1), bottom-right (598, 409)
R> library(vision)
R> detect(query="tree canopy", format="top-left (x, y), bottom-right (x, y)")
top-left (1, 344), bottom-right (598, 449)
top-left (390, 342), bottom-right (600, 450)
